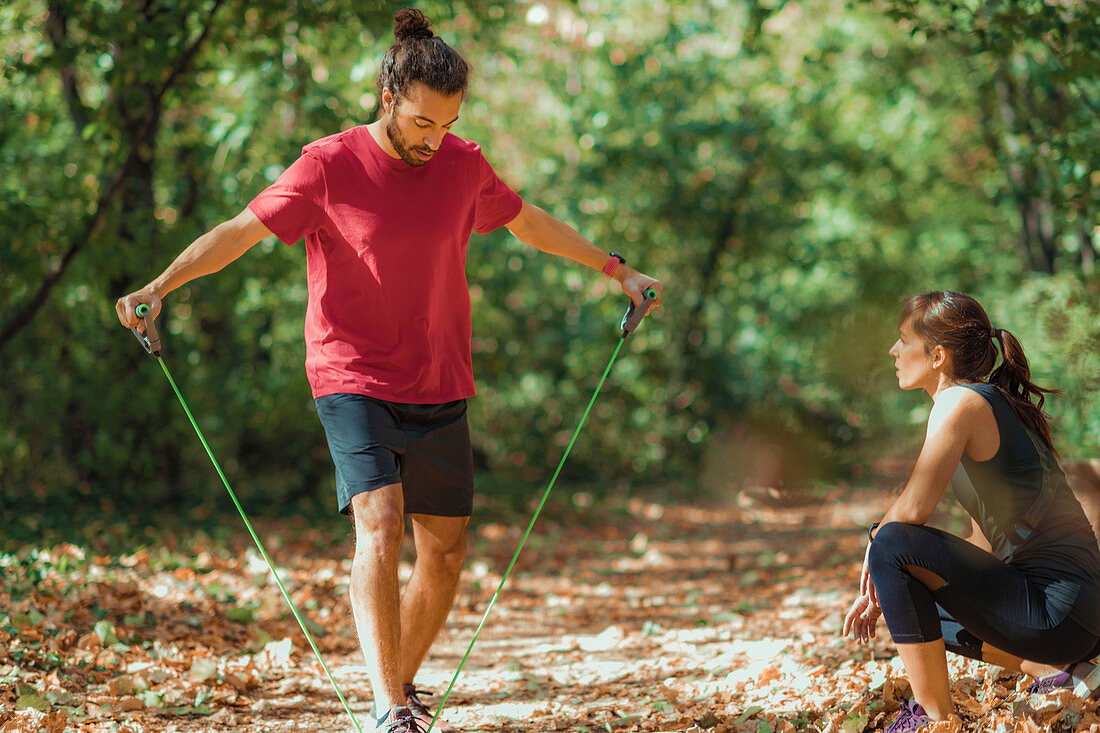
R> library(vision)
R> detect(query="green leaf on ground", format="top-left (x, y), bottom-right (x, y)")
top-left (736, 706), bottom-right (764, 723)
top-left (15, 694), bottom-right (51, 712)
top-left (94, 619), bottom-right (119, 645)
top-left (226, 606), bottom-right (254, 624)
top-left (842, 710), bottom-right (868, 732)
top-left (189, 657), bottom-right (218, 682)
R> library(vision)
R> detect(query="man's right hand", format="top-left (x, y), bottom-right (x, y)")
top-left (116, 290), bottom-right (162, 332)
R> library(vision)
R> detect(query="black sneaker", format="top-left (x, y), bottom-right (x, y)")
top-left (375, 706), bottom-right (424, 733)
top-left (404, 684), bottom-right (457, 733)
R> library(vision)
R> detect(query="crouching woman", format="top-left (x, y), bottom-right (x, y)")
top-left (843, 291), bottom-right (1100, 732)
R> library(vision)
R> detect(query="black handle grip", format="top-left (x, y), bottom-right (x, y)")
top-left (620, 288), bottom-right (658, 337)
top-left (131, 303), bottom-right (162, 357)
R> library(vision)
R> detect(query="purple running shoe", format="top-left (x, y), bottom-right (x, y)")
top-left (884, 700), bottom-right (933, 733)
top-left (1026, 670), bottom-right (1073, 695)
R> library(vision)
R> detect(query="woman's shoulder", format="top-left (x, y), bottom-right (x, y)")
top-left (930, 384), bottom-right (995, 428)
top-left (938, 383), bottom-right (991, 406)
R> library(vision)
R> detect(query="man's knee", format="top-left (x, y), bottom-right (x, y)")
top-left (415, 525), bottom-right (467, 580)
top-left (412, 530), bottom-right (465, 579)
top-left (432, 541), bottom-right (467, 579)
top-left (351, 489), bottom-right (405, 554)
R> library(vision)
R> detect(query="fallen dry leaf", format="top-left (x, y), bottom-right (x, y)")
top-left (4, 489), bottom-right (1098, 732)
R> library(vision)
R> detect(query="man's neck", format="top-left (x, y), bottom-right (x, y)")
top-left (366, 119), bottom-right (401, 160)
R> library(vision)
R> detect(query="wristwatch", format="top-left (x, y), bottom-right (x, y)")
top-left (602, 251), bottom-right (626, 279)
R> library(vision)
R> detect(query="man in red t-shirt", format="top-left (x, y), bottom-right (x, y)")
top-left (117, 9), bottom-right (662, 733)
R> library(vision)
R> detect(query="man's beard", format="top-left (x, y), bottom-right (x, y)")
top-left (386, 118), bottom-right (434, 167)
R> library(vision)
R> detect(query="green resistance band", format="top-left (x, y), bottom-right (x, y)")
top-left (426, 288), bottom-right (657, 732)
top-left (131, 303), bottom-right (364, 733)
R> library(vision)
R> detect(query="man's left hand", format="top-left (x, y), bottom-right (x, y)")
top-left (617, 267), bottom-right (663, 312)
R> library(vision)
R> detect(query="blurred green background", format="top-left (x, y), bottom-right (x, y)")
top-left (2, 0), bottom-right (1098, 542)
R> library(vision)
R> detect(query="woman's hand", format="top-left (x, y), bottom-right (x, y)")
top-left (858, 540), bottom-right (879, 607)
top-left (843, 593), bottom-right (882, 643)
top-left (844, 541), bottom-right (882, 642)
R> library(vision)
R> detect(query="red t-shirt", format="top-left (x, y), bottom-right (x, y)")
top-left (248, 127), bottom-right (523, 402)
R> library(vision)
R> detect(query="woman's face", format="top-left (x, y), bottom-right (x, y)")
top-left (889, 318), bottom-right (939, 392)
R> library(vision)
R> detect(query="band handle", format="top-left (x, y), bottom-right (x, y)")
top-left (131, 302), bottom-right (162, 357)
top-left (620, 288), bottom-right (658, 338)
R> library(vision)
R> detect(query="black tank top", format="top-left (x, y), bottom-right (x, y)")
top-left (957, 382), bottom-right (1100, 634)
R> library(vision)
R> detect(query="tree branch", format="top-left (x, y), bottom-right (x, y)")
top-left (46, 2), bottom-right (89, 133)
top-left (155, 0), bottom-right (228, 106)
top-left (0, 156), bottom-right (135, 354)
top-left (1081, 223), bottom-right (1096, 274)
top-left (0, 0), bottom-right (229, 353)
top-left (673, 160), bottom-right (762, 389)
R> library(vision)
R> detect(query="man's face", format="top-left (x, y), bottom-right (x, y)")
top-left (383, 81), bottom-right (463, 167)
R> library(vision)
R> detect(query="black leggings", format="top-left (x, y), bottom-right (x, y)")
top-left (868, 522), bottom-right (1100, 666)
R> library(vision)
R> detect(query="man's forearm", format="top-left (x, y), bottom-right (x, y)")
top-left (509, 203), bottom-right (607, 272)
top-left (146, 209), bottom-right (270, 298)
top-left (505, 200), bottom-right (661, 306)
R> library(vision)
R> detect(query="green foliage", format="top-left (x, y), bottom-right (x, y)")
top-left (878, 0), bottom-right (1100, 273)
top-left (1, 0), bottom-right (1098, 528)
top-left (981, 274), bottom-right (1100, 459)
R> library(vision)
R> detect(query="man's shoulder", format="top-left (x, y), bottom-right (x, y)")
top-left (301, 126), bottom-right (371, 159)
top-left (439, 133), bottom-right (486, 160)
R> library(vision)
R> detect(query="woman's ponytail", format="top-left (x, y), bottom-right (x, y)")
top-left (989, 327), bottom-right (1059, 452)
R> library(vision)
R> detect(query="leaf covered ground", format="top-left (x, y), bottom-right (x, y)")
top-left (3, 487), bottom-right (1098, 732)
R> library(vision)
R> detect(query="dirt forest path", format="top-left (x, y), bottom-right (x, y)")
top-left (3, 488), bottom-right (1098, 732)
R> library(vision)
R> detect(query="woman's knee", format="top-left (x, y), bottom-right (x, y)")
top-left (868, 522), bottom-right (930, 577)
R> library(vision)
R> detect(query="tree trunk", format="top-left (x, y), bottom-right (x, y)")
top-left (1081, 223), bottom-right (1096, 274)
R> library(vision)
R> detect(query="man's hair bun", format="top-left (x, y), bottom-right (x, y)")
top-left (393, 9), bottom-right (434, 42)
top-left (377, 8), bottom-right (468, 100)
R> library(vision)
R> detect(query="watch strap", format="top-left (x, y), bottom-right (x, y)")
top-left (602, 252), bottom-right (626, 279)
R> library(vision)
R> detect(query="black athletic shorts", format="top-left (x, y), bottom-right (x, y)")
top-left (314, 393), bottom-right (474, 517)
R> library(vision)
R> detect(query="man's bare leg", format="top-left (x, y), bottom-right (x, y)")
top-left (349, 484), bottom-right (407, 714)
top-left (399, 513), bottom-right (469, 684)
